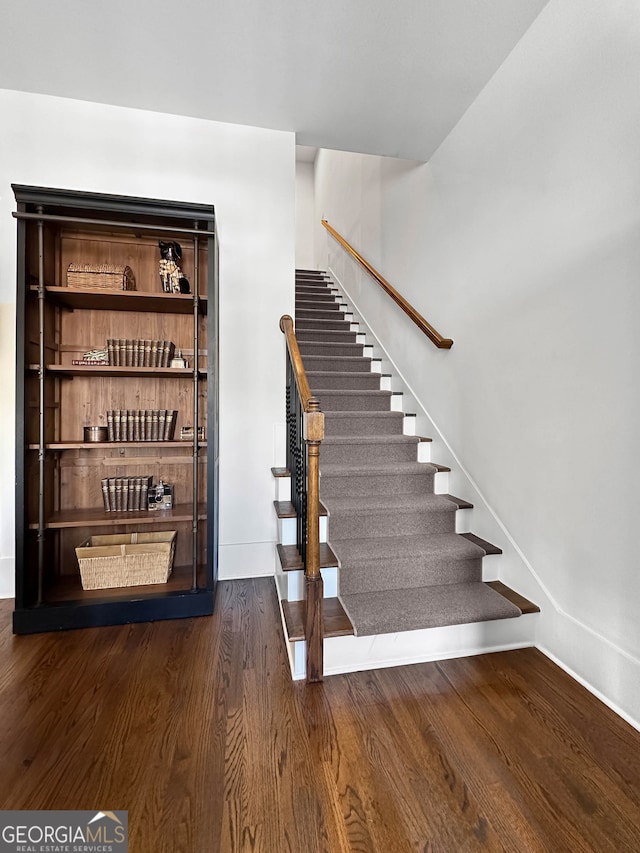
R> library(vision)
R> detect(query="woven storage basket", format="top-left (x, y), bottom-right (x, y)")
top-left (67, 263), bottom-right (136, 291)
top-left (75, 531), bottom-right (176, 590)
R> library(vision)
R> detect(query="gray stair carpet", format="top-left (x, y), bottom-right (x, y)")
top-left (294, 270), bottom-right (521, 637)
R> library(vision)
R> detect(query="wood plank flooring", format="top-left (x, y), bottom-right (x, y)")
top-left (0, 578), bottom-right (638, 852)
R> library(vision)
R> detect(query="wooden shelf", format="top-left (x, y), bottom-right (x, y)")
top-left (28, 503), bottom-right (208, 530)
top-left (44, 563), bottom-right (210, 605)
top-left (28, 441), bottom-right (207, 450)
top-left (32, 285), bottom-right (208, 315)
top-left (29, 364), bottom-right (205, 378)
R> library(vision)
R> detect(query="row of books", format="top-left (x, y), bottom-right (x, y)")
top-left (106, 409), bottom-right (178, 442)
top-left (107, 339), bottom-right (176, 367)
top-left (101, 476), bottom-right (152, 512)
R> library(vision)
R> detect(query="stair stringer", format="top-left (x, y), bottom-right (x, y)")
top-left (327, 264), bottom-right (552, 632)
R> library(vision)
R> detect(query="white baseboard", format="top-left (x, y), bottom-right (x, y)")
top-left (0, 557), bottom-right (15, 599)
top-left (537, 608), bottom-right (640, 732)
top-left (218, 541), bottom-right (275, 580)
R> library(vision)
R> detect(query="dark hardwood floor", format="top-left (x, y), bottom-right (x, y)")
top-left (0, 578), bottom-right (638, 852)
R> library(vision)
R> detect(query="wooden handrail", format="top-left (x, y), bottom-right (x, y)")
top-left (279, 315), bottom-right (318, 415)
top-left (280, 313), bottom-right (325, 682)
top-left (321, 219), bottom-right (453, 349)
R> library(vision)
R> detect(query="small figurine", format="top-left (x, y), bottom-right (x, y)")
top-left (158, 241), bottom-right (190, 294)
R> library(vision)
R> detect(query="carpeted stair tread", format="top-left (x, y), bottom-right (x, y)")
top-left (296, 319), bottom-right (355, 332)
top-left (322, 434), bottom-right (421, 446)
top-left (298, 342), bottom-right (365, 357)
top-left (316, 390), bottom-right (393, 412)
top-left (308, 371), bottom-right (378, 380)
top-left (339, 582), bottom-right (522, 637)
top-left (324, 493), bottom-right (460, 515)
top-left (321, 435), bottom-right (424, 464)
top-left (321, 461), bottom-right (438, 477)
top-left (331, 533), bottom-right (486, 593)
top-left (295, 288), bottom-right (339, 297)
top-left (297, 331), bottom-right (359, 343)
top-left (308, 371), bottom-right (381, 390)
top-left (314, 389), bottom-right (392, 397)
top-left (300, 355), bottom-right (374, 372)
top-left (296, 294), bottom-right (339, 302)
top-left (323, 411), bottom-right (406, 436)
top-left (297, 309), bottom-right (347, 321)
top-left (295, 302), bottom-right (346, 311)
top-left (320, 461), bottom-right (438, 497)
top-left (328, 532), bottom-right (488, 563)
top-left (324, 494), bottom-right (461, 537)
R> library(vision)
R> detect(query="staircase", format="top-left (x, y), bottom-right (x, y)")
top-left (274, 269), bottom-right (539, 679)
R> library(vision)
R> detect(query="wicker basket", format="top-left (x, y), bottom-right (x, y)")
top-left (75, 531), bottom-right (176, 590)
top-left (67, 263), bottom-right (136, 291)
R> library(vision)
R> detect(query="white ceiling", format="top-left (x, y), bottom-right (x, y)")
top-left (0, 0), bottom-right (549, 162)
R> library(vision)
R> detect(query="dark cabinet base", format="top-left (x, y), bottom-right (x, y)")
top-left (13, 588), bottom-right (215, 634)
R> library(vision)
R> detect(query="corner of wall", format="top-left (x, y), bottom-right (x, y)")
top-left (0, 557), bottom-right (15, 599)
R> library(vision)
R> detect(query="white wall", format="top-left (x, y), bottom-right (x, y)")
top-left (0, 88), bottom-right (295, 593)
top-left (314, 0), bottom-right (640, 727)
top-left (295, 161), bottom-right (315, 268)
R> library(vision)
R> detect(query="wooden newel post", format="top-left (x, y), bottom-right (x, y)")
top-left (305, 402), bottom-right (324, 683)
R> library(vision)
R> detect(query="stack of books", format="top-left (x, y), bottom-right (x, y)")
top-left (107, 339), bottom-right (176, 368)
top-left (101, 476), bottom-right (153, 512)
top-left (106, 409), bottom-right (178, 442)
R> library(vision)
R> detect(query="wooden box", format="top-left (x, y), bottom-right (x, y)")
top-left (67, 263), bottom-right (136, 291)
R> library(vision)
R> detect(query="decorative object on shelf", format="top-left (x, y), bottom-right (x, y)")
top-left (84, 426), bottom-right (108, 443)
top-left (101, 476), bottom-right (153, 512)
top-left (75, 530), bottom-right (177, 590)
top-left (72, 348), bottom-right (109, 366)
top-left (159, 241), bottom-right (190, 294)
top-left (106, 338), bottom-right (175, 367)
top-left (180, 425), bottom-right (205, 442)
top-left (169, 349), bottom-right (188, 369)
top-left (106, 409), bottom-right (178, 442)
top-left (67, 263), bottom-right (136, 291)
top-left (147, 480), bottom-right (174, 511)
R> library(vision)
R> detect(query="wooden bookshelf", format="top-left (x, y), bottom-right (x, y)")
top-left (13, 184), bottom-right (219, 635)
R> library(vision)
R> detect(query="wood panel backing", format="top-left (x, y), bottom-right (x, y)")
top-left (59, 229), bottom-right (208, 297)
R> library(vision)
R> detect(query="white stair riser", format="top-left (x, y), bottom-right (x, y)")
top-left (433, 470), bottom-right (450, 492)
top-left (275, 477), bottom-right (291, 502)
top-left (417, 441), bottom-right (432, 463)
top-left (403, 414), bottom-right (417, 435)
top-left (279, 515), bottom-right (327, 546)
top-left (455, 507), bottom-right (472, 533)
top-left (390, 393), bottom-right (404, 412)
top-left (481, 553), bottom-right (502, 581)
top-left (288, 613), bottom-right (538, 680)
top-left (284, 566), bottom-right (339, 602)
